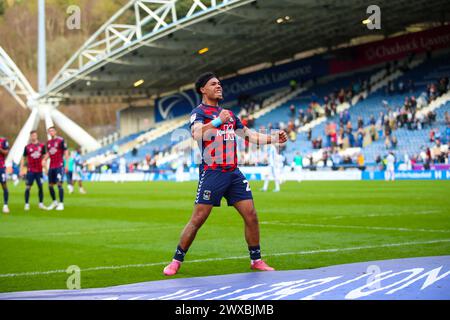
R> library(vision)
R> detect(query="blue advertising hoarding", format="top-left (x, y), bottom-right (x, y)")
top-left (154, 55), bottom-right (328, 122)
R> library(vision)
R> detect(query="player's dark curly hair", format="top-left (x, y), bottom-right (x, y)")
top-left (195, 72), bottom-right (218, 95)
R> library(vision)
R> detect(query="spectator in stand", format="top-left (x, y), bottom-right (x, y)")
top-left (427, 83), bottom-right (437, 102)
top-left (312, 136), bottom-right (322, 149)
top-left (352, 81), bottom-right (360, 95)
top-left (331, 149), bottom-right (342, 167)
top-left (429, 128), bottom-right (435, 142)
top-left (434, 128), bottom-right (441, 142)
top-left (338, 88), bottom-right (346, 104)
top-left (289, 130), bottom-right (297, 142)
top-left (329, 122), bottom-right (337, 148)
top-left (357, 153), bottom-right (365, 169)
top-left (407, 79), bottom-right (416, 93)
top-left (388, 81), bottom-right (395, 95)
top-left (410, 96), bottom-right (417, 111)
top-left (290, 79), bottom-right (298, 91)
top-left (343, 110), bottom-right (350, 125)
top-left (446, 123), bottom-right (450, 144)
top-left (357, 116), bottom-right (364, 129)
top-left (438, 78), bottom-right (447, 96)
top-left (298, 109), bottom-right (305, 125)
top-left (325, 122), bottom-right (331, 147)
top-left (289, 104), bottom-right (296, 117)
top-left (343, 155), bottom-right (352, 165)
top-left (337, 127), bottom-right (344, 149)
top-left (356, 128), bottom-right (365, 148)
top-left (391, 135), bottom-right (398, 149)
top-left (287, 120), bottom-right (295, 133)
top-left (398, 80), bottom-right (404, 93)
top-left (346, 121), bottom-right (355, 147)
top-left (339, 111), bottom-right (345, 127)
top-left (307, 128), bottom-right (312, 141)
top-left (384, 118), bottom-right (392, 138)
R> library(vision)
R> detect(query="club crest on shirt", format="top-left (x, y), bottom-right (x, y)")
top-left (203, 190), bottom-right (211, 200)
top-left (30, 149), bottom-right (42, 159)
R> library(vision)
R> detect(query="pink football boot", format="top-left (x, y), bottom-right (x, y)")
top-left (251, 259), bottom-right (275, 271)
top-left (163, 259), bottom-right (181, 276)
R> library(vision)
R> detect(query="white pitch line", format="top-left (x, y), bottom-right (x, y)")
top-left (261, 221), bottom-right (450, 234)
top-left (0, 239), bottom-right (449, 279)
top-left (323, 210), bottom-right (441, 220)
top-left (0, 225), bottom-right (182, 238)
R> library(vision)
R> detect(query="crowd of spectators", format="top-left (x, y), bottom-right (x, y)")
top-left (80, 54), bottom-right (450, 173)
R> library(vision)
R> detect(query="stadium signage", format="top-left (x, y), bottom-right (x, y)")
top-left (1, 256), bottom-right (448, 300)
top-left (330, 24), bottom-right (450, 73)
top-left (155, 56), bottom-right (326, 122)
top-left (362, 170), bottom-right (450, 180)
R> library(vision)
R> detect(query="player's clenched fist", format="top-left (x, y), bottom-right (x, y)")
top-left (278, 130), bottom-right (288, 143)
top-left (271, 130), bottom-right (288, 144)
top-left (218, 109), bottom-right (232, 123)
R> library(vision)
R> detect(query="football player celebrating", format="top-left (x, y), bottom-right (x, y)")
top-left (44, 127), bottom-right (69, 211)
top-left (163, 72), bottom-right (287, 276)
top-left (0, 136), bottom-right (10, 213)
top-left (20, 131), bottom-right (47, 211)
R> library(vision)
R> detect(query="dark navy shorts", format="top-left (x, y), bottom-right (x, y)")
top-left (66, 171), bottom-right (73, 184)
top-left (26, 172), bottom-right (43, 186)
top-left (48, 167), bottom-right (64, 184)
top-left (0, 168), bottom-right (6, 184)
top-left (195, 168), bottom-right (253, 207)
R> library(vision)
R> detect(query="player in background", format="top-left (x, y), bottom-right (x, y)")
top-left (0, 136), bottom-right (10, 213)
top-left (67, 149), bottom-right (86, 194)
top-left (261, 144), bottom-right (281, 192)
top-left (163, 72), bottom-right (288, 276)
top-left (20, 131), bottom-right (47, 211)
top-left (66, 150), bottom-right (74, 193)
top-left (291, 152), bottom-right (303, 182)
top-left (385, 151), bottom-right (396, 181)
top-left (117, 156), bottom-right (127, 183)
top-left (11, 163), bottom-right (20, 187)
top-left (175, 156), bottom-right (186, 182)
top-left (44, 127), bottom-right (69, 211)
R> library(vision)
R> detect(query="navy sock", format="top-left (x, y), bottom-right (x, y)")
top-left (249, 245), bottom-right (261, 261)
top-left (58, 185), bottom-right (64, 203)
top-left (38, 186), bottom-right (43, 203)
top-left (25, 188), bottom-right (30, 204)
top-left (49, 186), bottom-right (56, 201)
top-left (3, 188), bottom-right (8, 205)
top-left (173, 245), bottom-right (187, 262)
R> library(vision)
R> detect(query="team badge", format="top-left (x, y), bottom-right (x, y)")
top-left (203, 190), bottom-right (211, 200)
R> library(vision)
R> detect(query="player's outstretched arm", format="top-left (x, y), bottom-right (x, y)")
top-left (237, 127), bottom-right (288, 145)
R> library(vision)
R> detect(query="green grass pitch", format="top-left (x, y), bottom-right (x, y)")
top-left (0, 180), bottom-right (449, 293)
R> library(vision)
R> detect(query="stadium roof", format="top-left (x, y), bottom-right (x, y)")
top-left (42, 0), bottom-right (450, 102)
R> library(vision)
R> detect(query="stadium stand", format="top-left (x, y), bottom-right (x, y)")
top-left (78, 49), bottom-right (449, 174)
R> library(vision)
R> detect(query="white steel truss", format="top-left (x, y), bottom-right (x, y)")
top-left (0, 47), bottom-right (36, 109)
top-left (0, 46), bottom-right (101, 165)
top-left (2, 0), bottom-right (254, 165)
top-left (42, 0), bottom-right (254, 98)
